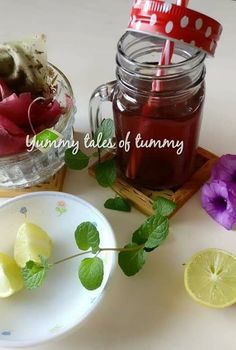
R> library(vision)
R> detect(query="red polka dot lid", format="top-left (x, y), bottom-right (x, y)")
top-left (127, 0), bottom-right (223, 56)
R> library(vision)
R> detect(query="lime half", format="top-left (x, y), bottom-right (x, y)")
top-left (14, 222), bottom-right (52, 268)
top-left (184, 248), bottom-right (236, 308)
top-left (0, 253), bottom-right (23, 298)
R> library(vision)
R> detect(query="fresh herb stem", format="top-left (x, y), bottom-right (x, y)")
top-left (53, 244), bottom-right (145, 266)
top-left (99, 245), bottom-right (145, 253)
top-left (54, 250), bottom-right (93, 265)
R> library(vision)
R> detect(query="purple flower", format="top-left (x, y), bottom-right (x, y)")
top-left (212, 154), bottom-right (236, 193)
top-left (201, 180), bottom-right (236, 230)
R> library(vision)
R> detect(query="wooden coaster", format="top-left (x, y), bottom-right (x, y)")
top-left (0, 167), bottom-right (67, 198)
top-left (88, 147), bottom-right (218, 216)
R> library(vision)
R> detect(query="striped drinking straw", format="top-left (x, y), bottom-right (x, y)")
top-left (152, 0), bottom-right (189, 91)
top-left (126, 0), bottom-right (189, 179)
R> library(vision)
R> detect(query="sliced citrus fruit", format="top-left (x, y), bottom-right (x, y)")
top-left (14, 222), bottom-right (52, 268)
top-left (184, 248), bottom-right (236, 308)
top-left (0, 252), bottom-right (24, 298)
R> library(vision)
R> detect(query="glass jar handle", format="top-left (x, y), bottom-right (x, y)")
top-left (89, 80), bottom-right (117, 137)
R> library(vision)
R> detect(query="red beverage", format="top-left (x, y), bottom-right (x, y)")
top-left (90, 32), bottom-right (207, 189)
top-left (113, 83), bottom-right (205, 189)
top-left (90, 3), bottom-right (222, 190)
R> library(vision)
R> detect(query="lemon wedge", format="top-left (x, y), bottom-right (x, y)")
top-left (0, 252), bottom-right (23, 298)
top-left (14, 222), bottom-right (52, 268)
top-left (184, 248), bottom-right (236, 308)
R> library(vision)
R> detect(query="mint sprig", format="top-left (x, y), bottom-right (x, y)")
top-left (132, 214), bottom-right (169, 249)
top-left (118, 243), bottom-right (147, 276)
top-left (65, 118), bottom-right (123, 208)
top-left (93, 118), bottom-right (114, 147)
top-left (153, 196), bottom-right (177, 217)
top-left (65, 149), bottom-right (90, 170)
top-left (104, 197), bottom-right (131, 212)
top-left (21, 197), bottom-right (173, 292)
top-left (95, 159), bottom-right (117, 188)
top-left (21, 255), bottom-right (50, 290)
top-left (79, 257), bottom-right (104, 290)
top-left (75, 222), bottom-right (100, 253)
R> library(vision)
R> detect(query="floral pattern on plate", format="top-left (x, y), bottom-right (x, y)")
top-left (19, 206), bottom-right (27, 218)
top-left (1, 331), bottom-right (11, 336)
top-left (55, 201), bottom-right (67, 216)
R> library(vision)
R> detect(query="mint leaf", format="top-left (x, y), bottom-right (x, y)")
top-left (75, 222), bottom-right (100, 253)
top-left (94, 118), bottom-right (114, 146)
top-left (104, 197), bottom-right (131, 212)
top-left (95, 159), bottom-right (117, 187)
top-left (153, 196), bottom-right (176, 217)
top-left (118, 243), bottom-right (147, 276)
top-left (21, 257), bottom-right (49, 290)
top-left (65, 148), bottom-right (90, 170)
top-left (79, 257), bottom-right (104, 290)
top-left (132, 214), bottom-right (169, 250)
top-left (39, 255), bottom-right (48, 267)
top-left (144, 215), bottom-right (169, 249)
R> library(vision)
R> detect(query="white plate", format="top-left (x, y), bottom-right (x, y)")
top-left (0, 192), bottom-right (116, 348)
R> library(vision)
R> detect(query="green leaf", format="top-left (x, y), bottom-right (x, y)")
top-left (132, 214), bottom-right (169, 250)
top-left (104, 197), bottom-right (131, 212)
top-left (75, 222), bottom-right (100, 253)
top-left (39, 255), bottom-right (48, 267)
top-left (95, 159), bottom-right (117, 187)
top-left (79, 257), bottom-right (104, 290)
top-left (94, 118), bottom-right (114, 146)
top-left (153, 196), bottom-right (176, 217)
top-left (118, 243), bottom-right (147, 276)
top-left (21, 256), bottom-right (49, 290)
top-left (65, 148), bottom-right (90, 170)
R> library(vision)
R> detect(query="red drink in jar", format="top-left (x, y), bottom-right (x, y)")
top-left (113, 80), bottom-right (204, 188)
top-left (89, 2), bottom-right (222, 190)
top-left (112, 32), bottom-right (205, 188)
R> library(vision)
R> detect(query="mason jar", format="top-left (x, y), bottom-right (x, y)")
top-left (90, 31), bottom-right (206, 189)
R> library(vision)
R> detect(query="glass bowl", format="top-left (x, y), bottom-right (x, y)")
top-left (0, 64), bottom-right (76, 189)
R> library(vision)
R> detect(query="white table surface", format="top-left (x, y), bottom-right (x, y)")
top-left (0, 0), bottom-right (236, 349)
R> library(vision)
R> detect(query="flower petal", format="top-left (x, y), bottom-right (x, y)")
top-left (201, 180), bottom-right (236, 230)
top-left (0, 93), bottom-right (62, 131)
top-left (0, 115), bottom-right (27, 156)
top-left (213, 209), bottom-right (236, 230)
top-left (0, 115), bottom-right (25, 136)
top-left (0, 90), bottom-right (72, 156)
top-left (212, 154), bottom-right (236, 184)
top-left (202, 180), bottom-right (228, 204)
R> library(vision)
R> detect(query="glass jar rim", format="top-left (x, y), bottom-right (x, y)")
top-left (117, 31), bottom-right (206, 75)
